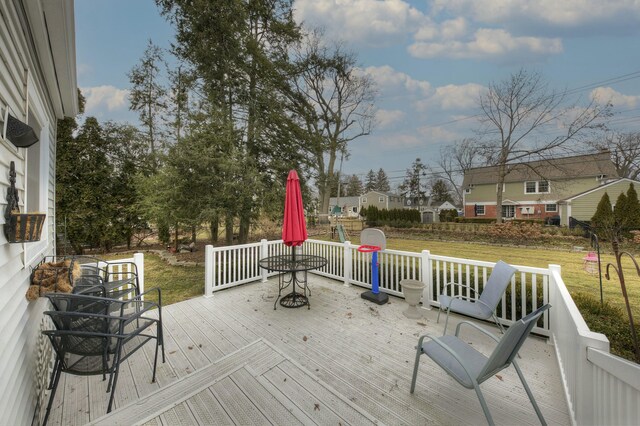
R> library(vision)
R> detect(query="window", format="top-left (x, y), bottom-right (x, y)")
top-left (525, 181), bottom-right (537, 193)
top-left (525, 181), bottom-right (550, 194)
top-left (362, 197), bottom-right (367, 203)
top-left (538, 181), bottom-right (550, 193)
top-left (379, 196), bottom-right (384, 203)
top-left (475, 205), bottom-right (485, 215)
top-left (352, 206), bottom-right (358, 213)
top-left (545, 204), bottom-right (557, 212)
top-left (495, 183), bottom-right (506, 193)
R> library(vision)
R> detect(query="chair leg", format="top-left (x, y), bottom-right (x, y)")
top-left (43, 363), bottom-right (63, 426)
top-left (443, 310), bottom-right (451, 335)
top-left (436, 306), bottom-right (442, 323)
top-left (107, 355), bottom-right (123, 413)
top-left (473, 383), bottom-right (495, 426)
top-left (410, 345), bottom-right (423, 393)
top-left (47, 356), bottom-right (59, 390)
top-left (152, 338), bottom-right (159, 383)
top-left (513, 362), bottom-right (547, 425)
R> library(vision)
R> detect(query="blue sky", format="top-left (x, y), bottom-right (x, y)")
top-left (76, 0), bottom-right (640, 186)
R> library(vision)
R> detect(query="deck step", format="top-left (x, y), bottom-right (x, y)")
top-left (89, 338), bottom-right (380, 426)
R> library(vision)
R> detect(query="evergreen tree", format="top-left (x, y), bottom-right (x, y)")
top-left (345, 175), bottom-right (364, 196)
top-left (376, 168), bottom-right (390, 192)
top-left (591, 192), bottom-right (616, 242)
top-left (399, 158), bottom-right (427, 198)
top-left (431, 179), bottom-right (453, 203)
top-left (625, 183), bottom-right (640, 230)
top-left (364, 170), bottom-right (377, 192)
top-left (128, 40), bottom-right (167, 161)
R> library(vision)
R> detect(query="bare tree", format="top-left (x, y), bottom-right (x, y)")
top-left (477, 69), bottom-right (611, 223)
top-left (294, 31), bottom-right (377, 221)
top-left (590, 132), bottom-right (640, 180)
top-left (436, 138), bottom-right (482, 204)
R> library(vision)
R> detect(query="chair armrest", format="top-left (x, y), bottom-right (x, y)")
top-left (454, 321), bottom-right (500, 343)
top-left (442, 282), bottom-right (479, 296)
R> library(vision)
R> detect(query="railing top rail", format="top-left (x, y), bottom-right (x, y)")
top-left (207, 241), bottom-right (263, 252)
top-left (430, 254), bottom-right (550, 274)
top-left (306, 239), bottom-right (345, 248)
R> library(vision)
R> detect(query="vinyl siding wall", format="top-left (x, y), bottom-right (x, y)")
top-left (0, 1), bottom-right (58, 424)
top-left (465, 177), bottom-right (608, 204)
top-left (569, 181), bottom-right (635, 222)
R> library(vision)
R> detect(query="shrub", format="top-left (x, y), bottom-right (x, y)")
top-left (485, 222), bottom-right (543, 242)
top-left (573, 292), bottom-right (638, 361)
top-left (439, 209), bottom-right (458, 223)
top-left (455, 217), bottom-right (496, 224)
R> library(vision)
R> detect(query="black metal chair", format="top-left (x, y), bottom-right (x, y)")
top-left (41, 292), bottom-right (165, 425)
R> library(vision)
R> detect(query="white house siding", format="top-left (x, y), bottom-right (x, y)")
top-left (0, 1), bottom-right (75, 424)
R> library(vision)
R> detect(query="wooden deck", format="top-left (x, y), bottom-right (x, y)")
top-left (46, 276), bottom-right (571, 425)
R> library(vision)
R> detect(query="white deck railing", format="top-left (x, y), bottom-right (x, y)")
top-left (548, 265), bottom-right (640, 426)
top-left (203, 238), bottom-right (640, 425)
top-left (98, 253), bottom-right (145, 299)
top-left (205, 239), bottom-right (550, 334)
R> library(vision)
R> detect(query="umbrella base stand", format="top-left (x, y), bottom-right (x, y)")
top-left (361, 290), bottom-right (389, 305)
top-left (280, 292), bottom-right (309, 309)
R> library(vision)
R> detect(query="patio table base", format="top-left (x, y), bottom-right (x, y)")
top-left (279, 292), bottom-right (309, 308)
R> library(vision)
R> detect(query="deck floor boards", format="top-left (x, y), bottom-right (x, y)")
top-left (46, 276), bottom-right (571, 425)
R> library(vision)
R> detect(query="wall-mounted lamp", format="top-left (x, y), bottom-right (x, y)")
top-left (1, 106), bottom-right (39, 148)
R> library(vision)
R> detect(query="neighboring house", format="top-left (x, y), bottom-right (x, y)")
top-left (360, 191), bottom-right (404, 211)
top-left (462, 152), bottom-right (618, 223)
top-left (328, 196), bottom-right (361, 217)
top-left (0, 1), bottom-right (77, 424)
top-left (404, 196), bottom-right (458, 223)
top-left (558, 178), bottom-right (639, 226)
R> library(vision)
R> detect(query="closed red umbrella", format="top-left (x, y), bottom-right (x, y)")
top-left (282, 170), bottom-right (307, 246)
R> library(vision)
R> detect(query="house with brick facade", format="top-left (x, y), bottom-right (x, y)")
top-left (462, 152), bottom-right (619, 222)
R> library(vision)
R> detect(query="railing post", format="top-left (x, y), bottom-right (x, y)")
top-left (421, 250), bottom-right (432, 310)
top-left (343, 240), bottom-right (352, 287)
top-left (548, 264), bottom-right (561, 335)
top-left (204, 245), bottom-right (214, 298)
top-left (134, 252), bottom-right (144, 300)
top-left (260, 239), bottom-right (268, 283)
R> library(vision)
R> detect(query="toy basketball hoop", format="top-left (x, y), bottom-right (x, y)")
top-left (359, 229), bottom-right (388, 305)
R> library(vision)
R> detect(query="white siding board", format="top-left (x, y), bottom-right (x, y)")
top-left (0, 1), bottom-right (65, 424)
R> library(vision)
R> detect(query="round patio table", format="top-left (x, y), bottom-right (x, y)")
top-left (258, 254), bottom-right (327, 309)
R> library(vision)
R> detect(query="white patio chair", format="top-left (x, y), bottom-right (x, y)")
top-left (437, 260), bottom-right (517, 334)
top-left (411, 304), bottom-right (550, 426)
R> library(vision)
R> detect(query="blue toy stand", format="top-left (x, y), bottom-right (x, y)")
top-left (358, 244), bottom-right (389, 305)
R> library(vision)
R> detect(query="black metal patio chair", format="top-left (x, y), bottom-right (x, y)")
top-left (41, 292), bottom-right (165, 425)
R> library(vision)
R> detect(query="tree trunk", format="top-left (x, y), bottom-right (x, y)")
top-left (191, 225), bottom-right (196, 243)
top-left (225, 213), bottom-right (234, 245)
top-left (174, 223), bottom-right (179, 251)
top-left (239, 215), bottom-right (250, 244)
top-left (495, 163), bottom-right (506, 224)
top-left (210, 217), bottom-right (219, 243)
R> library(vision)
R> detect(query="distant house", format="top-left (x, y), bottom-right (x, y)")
top-left (403, 196), bottom-right (458, 223)
top-left (558, 178), bottom-right (639, 226)
top-left (360, 191), bottom-right (404, 211)
top-left (328, 196), bottom-right (361, 217)
top-left (462, 152), bottom-right (619, 223)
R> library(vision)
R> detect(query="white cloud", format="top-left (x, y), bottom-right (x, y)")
top-left (409, 28), bottom-right (562, 59)
top-left (590, 86), bottom-right (640, 108)
top-left (376, 109), bottom-right (405, 128)
top-left (363, 65), bottom-right (431, 96)
top-left (416, 125), bottom-right (459, 143)
top-left (415, 83), bottom-right (486, 111)
top-left (431, 0), bottom-right (640, 33)
top-left (293, 0), bottom-right (428, 46)
top-left (82, 85), bottom-right (130, 113)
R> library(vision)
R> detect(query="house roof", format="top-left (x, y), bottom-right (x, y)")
top-left (558, 178), bottom-right (638, 202)
top-left (462, 152), bottom-right (618, 188)
top-left (24, 0), bottom-right (78, 118)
